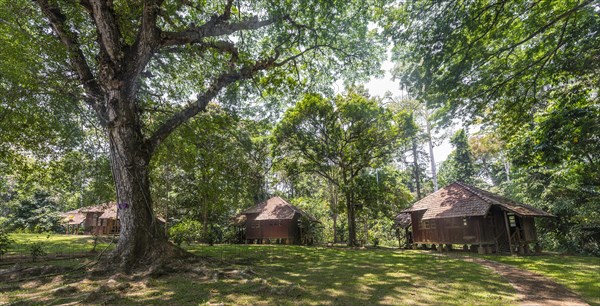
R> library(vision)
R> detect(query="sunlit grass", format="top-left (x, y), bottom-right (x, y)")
top-left (178, 245), bottom-right (517, 305)
top-left (1, 242), bottom-right (519, 305)
top-left (6, 233), bottom-right (116, 257)
top-left (3, 236), bottom-right (596, 305)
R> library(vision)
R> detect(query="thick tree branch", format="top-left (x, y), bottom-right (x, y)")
top-left (126, 0), bottom-right (164, 82)
top-left (147, 44), bottom-right (324, 154)
top-left (87, 0), bottom-right (123, 63)
top-left (146, 56), bottom-right (279, 154)
top-left (160, 16), bottom-right (280, 47)
top-left (35, 0), bottom-right (104, 116)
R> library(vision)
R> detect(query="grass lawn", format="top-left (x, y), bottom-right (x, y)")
top-left (2, 239), bottom-right (517, 305)
top-left (3, 235), bottom-right (596, 305)
top-left (4, 233), bottom-right (116, 257)
top-left (482, 254), bottom-right (600, 306)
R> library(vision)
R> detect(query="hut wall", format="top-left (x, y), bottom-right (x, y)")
top-left (244, 213), bottom-right (261, 239)
top-left (260, 219), bottom-right (294, 239)
top-left (521, 217), bottom-right (537, 242)
top-left (412, 213), bottom-right (494, 245)
top-left (288, 214), bottom-right (301, 243)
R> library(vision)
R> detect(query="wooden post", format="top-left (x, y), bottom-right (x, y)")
top-left (478, 245), bottom-right (486, 254)
top-left (503, 211), bottom-right (514, 255)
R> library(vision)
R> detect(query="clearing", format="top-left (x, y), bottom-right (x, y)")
top-left (0, 234), bottom-right (598, 305)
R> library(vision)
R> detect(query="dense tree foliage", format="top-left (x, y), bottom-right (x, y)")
top-left (438, 129), bottom-right (476, 186)
top-left (274, 90), bottom-right (412, 246)
top-left (151, 105), bottom-right (270, 242)
top-left (5, 191), bottom-right (64, 233)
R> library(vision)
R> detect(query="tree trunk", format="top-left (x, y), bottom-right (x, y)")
top-left (108, 118), bottom-right (169, 270)
top-left (345, 191), bottom-right (357, 246)
top-left (502, 152), bottom-right (511, 182)
top-left (424, 108), bottom-right (438, 191)
top-left (412, 140), bottom-right (422, 199)
top-left (332, 213), bottom-right (338, 243)
top-left (330, 183), bottom-right (338, 243)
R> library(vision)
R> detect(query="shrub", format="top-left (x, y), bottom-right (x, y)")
top-left (169, 219), bottom-right (203, 246)
top-left (29, 242), bottom-right (47, 261)
top-left (0, 230), bottom-right (13, 259)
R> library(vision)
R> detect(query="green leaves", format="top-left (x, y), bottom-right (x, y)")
top-left (388, 0), bottom-right (599, 128)
top-left (274, 90), bottom-right (405, 186)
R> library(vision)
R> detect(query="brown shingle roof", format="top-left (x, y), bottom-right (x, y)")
top-left (61, 202), bottom-right (118, 223)
top-left (402, 182), bottom-right (553, 220)
top-left (62, 212), bottom-right (86, 225)
top-left (394, 213), bottom-right (412, 228)
top-left (240, 196), bottom-right (317, 221)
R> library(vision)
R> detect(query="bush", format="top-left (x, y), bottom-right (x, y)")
top-left (169, 219), bottom-right (203, 246)
top-left (29, 242), bottom-right (47, 261)
top-left (0, 230), bottom-right (13, 259)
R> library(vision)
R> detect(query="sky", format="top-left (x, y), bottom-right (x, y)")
top-left (363, 60), bottom-right (454, 171)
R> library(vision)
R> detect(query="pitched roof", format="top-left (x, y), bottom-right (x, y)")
top-left (80, 201), bottom-right (116, 215)
top-left (402, 182), bottom-right (553, 220)
top-left (240, 196), bottom-right (317, 221)
top-left (394, 213), bottom-right (412, 228)
top-left (62, 212), bottom-right (86, 225)
top-left (61, 202), bottom-right (118, 224)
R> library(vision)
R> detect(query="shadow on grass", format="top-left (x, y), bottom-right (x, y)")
top-left (1, 246), bottom-right (517, 305)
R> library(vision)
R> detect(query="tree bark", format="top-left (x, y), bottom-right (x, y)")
top-left (424, 108), bottom-right (438, 191)
top-left (329, 183), bottom-right (338, 243)
top-left (412, 140), bottom-right (422, 199)
top-left (345, 191), bottom-right (357, 246)
top-left (108, 120), bottom-right (169, 269)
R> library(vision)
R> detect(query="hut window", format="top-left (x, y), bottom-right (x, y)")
top-left (421, 220), bottom-right (436, 229)
top-left (463, 218), bottom-right (468, 226)
top-left (508, 214), bottom-right (516, 227)
top-left (252, 222), bottom-right (260, 229)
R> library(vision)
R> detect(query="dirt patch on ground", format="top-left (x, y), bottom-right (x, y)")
top-left (463, 257), bottom-right (589, 306)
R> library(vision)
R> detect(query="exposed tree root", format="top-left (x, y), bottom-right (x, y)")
top-left (105, 240), bottom-right (194, 274)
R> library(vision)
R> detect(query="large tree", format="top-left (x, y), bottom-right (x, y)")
top-left (1, 0), bottom-right (387, 268)
top-left (273, 90), bottom-right (411, 246)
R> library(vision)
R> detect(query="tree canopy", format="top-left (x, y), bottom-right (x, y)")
top-left (273, 90), bottom-right (412, 245)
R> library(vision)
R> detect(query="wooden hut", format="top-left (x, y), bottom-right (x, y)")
top-left (398, 182), bottom-right (553, 254)
top-left (61, 202), bottom-right (120, 235)
top-left (235, 196), bottom-right (317, 244)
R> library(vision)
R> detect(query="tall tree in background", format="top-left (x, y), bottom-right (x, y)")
top-left (274, 90), bottom-right (411, 246)
top-left (386, 97), bottom-right (438, 196)
top-left (469, 133), bottom-right (510, 185)
top-left (450, 129), bottom-right (475, 184)
top-left (0, 0), bottom-right (387, 268)
top-left (438, 129), bottom-right (475, 185)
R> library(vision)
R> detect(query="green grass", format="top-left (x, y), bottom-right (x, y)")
top-left (0, 241), bottom-right (518, 305)
top-left (482, 254), bottom-right (600, 306)
top-left (5, 233), bottom-right (115, 257)
top-left (175, 245), bottom-right (517, 305)
top-left (4, 235), bottom-right (595, 305)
